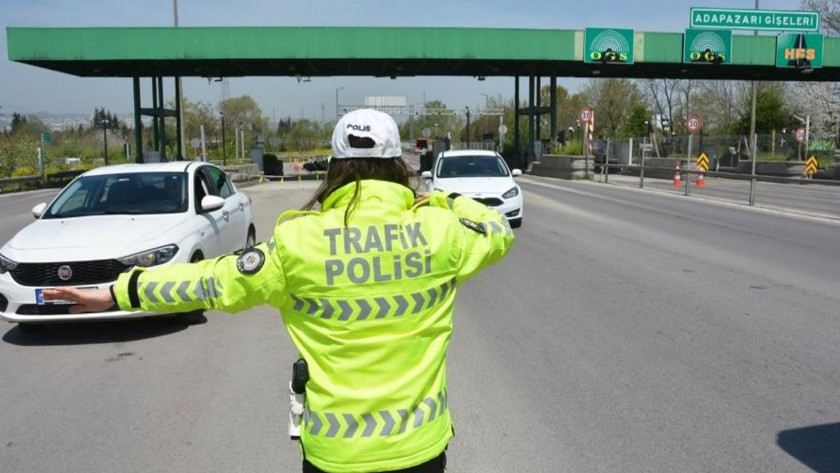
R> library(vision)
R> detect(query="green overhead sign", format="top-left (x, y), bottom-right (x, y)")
top-left (684, 29), bottom-right (732, 64)
top-left (584, 28), bottom-right (634, 64)
top-left (777, 33), bottom-right (824, 69)
top-left (690, 8), bottom-right (820, 32)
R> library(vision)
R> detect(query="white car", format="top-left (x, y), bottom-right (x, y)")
top-left (0, 162), bottom-right (255, 330)
top-left (421, 150), bottom-right (523, 228)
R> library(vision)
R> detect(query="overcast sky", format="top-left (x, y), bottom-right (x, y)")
top-left (2, 0), bottom-right (798, 121)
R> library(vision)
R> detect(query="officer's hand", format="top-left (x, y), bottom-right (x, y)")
top-left (41, 287), bottom-right (114, 314)
top-left (292, 162), bottom-right (304, 171)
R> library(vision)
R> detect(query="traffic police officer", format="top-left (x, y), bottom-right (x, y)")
top-left (44, 109), bottom-right (515, 473)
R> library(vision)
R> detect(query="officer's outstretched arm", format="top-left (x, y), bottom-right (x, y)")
top-left (112, 241), bottom-right (286, 314)
top-left (427, 191), bottom-right (515, 283)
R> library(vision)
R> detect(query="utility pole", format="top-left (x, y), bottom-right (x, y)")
top-left (335, 87), bottom-right (344, 120)
top-left (465, 106), bottom-right (471, 149)
top-left (220, 112), bottom-right (227, 165)
top-left (102, 118), bottom-right (110, 165)
top-left (748, 0), bottom-right (759, 206)
top-left (174, 0), bottom-right (186, 160)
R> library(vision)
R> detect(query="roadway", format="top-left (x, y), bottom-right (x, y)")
top-left (1, 176), bottom-right (839, 472)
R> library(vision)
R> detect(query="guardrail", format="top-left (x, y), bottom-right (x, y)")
top-left (0, 170), bottom-right (87, 193)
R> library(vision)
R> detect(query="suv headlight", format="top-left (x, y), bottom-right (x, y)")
top-left (502, 186), bottom-right (519, 199)
top-left (0, 253), bottom-right (18, 274)
top-left (118, 245), bottom-right (179, 268)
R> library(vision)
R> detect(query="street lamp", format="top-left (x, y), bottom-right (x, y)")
top-left (335, 87), bottom-right (345, 120)
top-left (101, 118), bottom-right (110, 165)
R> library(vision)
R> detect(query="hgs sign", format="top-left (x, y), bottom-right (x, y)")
top-left (776, 33), bottom-right (824, 69)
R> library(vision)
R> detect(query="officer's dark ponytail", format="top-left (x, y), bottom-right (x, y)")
top-left (302, 158), bottom-right (417, 225)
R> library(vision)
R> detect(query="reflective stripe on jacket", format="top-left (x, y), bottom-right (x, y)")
top-left (113, 179), bottom-right (515, 472)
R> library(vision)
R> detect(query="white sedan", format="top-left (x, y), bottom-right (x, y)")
top-left (0, 162), bottom-right (254, 330)
top-left (421, 150), bottom-right (523, 228)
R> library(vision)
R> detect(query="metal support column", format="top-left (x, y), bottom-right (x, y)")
top-left (175, 77), bottom-right (183, 160)
top-left (133, 77), bottom-right (143, 163)
top-left (514, 76), bottom-right (520, 166)
top-left (157, 77), bottom-right (166, 159)
top-left (535, 77), bottom-right (542, 144)
top-left (151, 78), bottom-right (159, 152)
top-left (528, 76), bottom-right (535, 167)
top-left (550, 76), bottom-right (557, 147)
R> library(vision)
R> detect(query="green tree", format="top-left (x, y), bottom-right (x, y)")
top-left (583, 78), bottom-right (644, 139)
top-left (734, 83), bottom-right (787, 134)
top-left (219, 96), bottom-right (267, 136)
top-left (621, 104), bottom-right (650, 138)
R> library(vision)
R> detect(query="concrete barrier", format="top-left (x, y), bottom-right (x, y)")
top-left (529, 155), bottom-right (591, 180)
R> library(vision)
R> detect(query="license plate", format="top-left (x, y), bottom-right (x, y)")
top-left (35, 287), bottom-right (98, 305)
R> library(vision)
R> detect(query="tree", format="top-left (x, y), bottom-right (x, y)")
top-left (582, 78), bottom-right (644, 139)
top-left (734, 83), bottom-right (787, 135)
top-left (621, 104), bottom-right (650, 138)
top-left (802, 0), bottom-right (840, 35)
top-left (644, 79), bottom-right (683, 135)
top-left (287, 119), bottom-right (318, 154)
top-left (788, 82), bottom-right (840, 142)
top-left (691, 81), bottom-right (742, 134)
top-left (219, 96), bottom-right (267, 136)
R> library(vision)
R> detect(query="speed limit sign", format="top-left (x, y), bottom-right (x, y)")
top-left (579, 108), bottom-right (593, 123)
top-left (685, 115), bottom-right (702, 133)
top-left (795, 127), bottom-right (806, 142)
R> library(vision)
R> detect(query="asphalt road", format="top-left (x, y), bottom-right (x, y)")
top-left (1, 176), bottom-right (839, 472)
top-left (601, 172), bottom-right (840, 218)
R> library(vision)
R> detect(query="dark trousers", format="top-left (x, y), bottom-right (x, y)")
top-left (302, 451), bottom-right (446, 473)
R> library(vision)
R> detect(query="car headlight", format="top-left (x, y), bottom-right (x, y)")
top-left (0, 253), bottom-right (18, 274)
top-left (502, 186), bottom-right (520, 199)
top-left (118, 245), bottom-right (179, 268)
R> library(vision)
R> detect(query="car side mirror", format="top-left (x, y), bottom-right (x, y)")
top-left (31, 202), bottom-right (47, 218)
top-left (511, 169), bottom-right (523, 177)
top-left (200, 195), bottom-right (225, 212)
top-left (421, 171), bottom-right (432, 179)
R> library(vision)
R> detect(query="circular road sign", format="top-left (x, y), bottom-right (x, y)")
top-left (685, 115), bottom-right (702, 133)
top-left (190, 138), bottom-right (201, 149)
top-left (795, 127), bottom-right (806, 142)
top-left (498, 124), bottom-right (509, 135)
top-left (422, 127), bottom-right (432, 138)
top-left (579, 108), bottom-right (594, 123)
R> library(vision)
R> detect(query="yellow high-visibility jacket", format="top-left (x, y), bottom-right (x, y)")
top-left (113, 179), bottom-right (515, 472)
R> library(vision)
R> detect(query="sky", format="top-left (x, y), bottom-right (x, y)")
top-left (1, 0), bottom-right (800, 122)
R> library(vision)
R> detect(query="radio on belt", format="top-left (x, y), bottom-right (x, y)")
top-left (288, 358), bottom-right (309, 439)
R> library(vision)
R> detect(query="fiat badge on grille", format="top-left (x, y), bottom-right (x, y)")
top-left (57, 265), bottom-right (73, 281)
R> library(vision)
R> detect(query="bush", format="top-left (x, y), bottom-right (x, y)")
top-left (11, 166), bottom-right (39, 177)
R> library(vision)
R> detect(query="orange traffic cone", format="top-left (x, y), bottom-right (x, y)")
top-left (696, 173), bottom-right (705, 188)
top-left (672, 164), bottom-right (682, 187)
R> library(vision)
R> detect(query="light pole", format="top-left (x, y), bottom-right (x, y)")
top-left (335, 87), bottom-right (345, 120)
top-left (102, 118), bottom-right (110, 165)
top-left (220, 111), bottom-right (227, 165)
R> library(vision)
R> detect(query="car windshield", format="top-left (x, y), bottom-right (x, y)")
top-left (44, 172), bottom-right (188, 219)
top-left (436, 155), bottom-right (509, 178)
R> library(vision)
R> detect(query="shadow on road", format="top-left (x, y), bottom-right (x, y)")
top-left (1, 314), bottom-right (206, 346)
top-left (777, 422), bottom-right (840, 472)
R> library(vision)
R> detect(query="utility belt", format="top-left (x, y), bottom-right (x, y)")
top-left (288, 358), bottom-right (309, 440)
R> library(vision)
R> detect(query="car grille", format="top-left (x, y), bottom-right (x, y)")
top-left (10, 260), bottom-right (131, 287)
top-left (473, 197), bottom-right (504, 207)
top-left (16, 304), bottom-right (73, 316)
